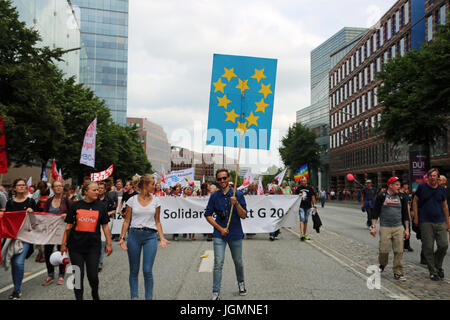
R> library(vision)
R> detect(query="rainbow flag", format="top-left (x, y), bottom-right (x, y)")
top-left (294, 164), bottom-right (309, 182)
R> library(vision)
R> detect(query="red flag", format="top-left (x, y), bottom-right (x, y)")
top-left (0, 211), bottom-right (27, 239)
top-left (51, 159), bottom-right (59, 181)
top-left (0, 116), bottom-right (7, 174)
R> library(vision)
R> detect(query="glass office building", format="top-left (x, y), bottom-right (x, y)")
top-left (71, 0), bottom-right (129, 125)
top-left (12, 0), bottom-right (85, 82)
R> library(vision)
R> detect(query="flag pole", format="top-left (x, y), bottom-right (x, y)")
top-left (226, 92), bottom-right (245, 231)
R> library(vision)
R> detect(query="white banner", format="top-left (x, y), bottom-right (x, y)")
top-left (158, 195), bottom-right (300, 234)
top-left (80, 118), bottom-right (97, 168)
top-left (166, 167), bottom-right (195, 187)
top-left (16, 212), bottom-right (66, 245)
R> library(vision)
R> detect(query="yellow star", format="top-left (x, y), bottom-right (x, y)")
top-left (213, 78), bottom-right (226, 93)
top-left (236, 121), bottom-right (248, 136)
top-left (236, 79), bottom-right (250, 95)
top-left (251, 69), bottom-right (266, 83)
top-left (222, 67), bottom-right (237, 82)
top-left (217, 94), bottom-right (231, 109)
top-left (245, 111), bottom-right (259, 127)
top-left (259, 83), bottom-right (272, 98)
top-left (225, 109), bottom-right (240, 123)
top-left (255, 98), bottom-right (269, 113)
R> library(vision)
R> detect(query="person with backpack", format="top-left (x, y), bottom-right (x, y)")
top-left (370, 176), bottom-right (410, 282)
top-left (412, 168), bottom-right (449, 281)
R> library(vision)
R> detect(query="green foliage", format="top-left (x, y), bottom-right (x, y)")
top-left (376, 21), bottom-right (450, 150)
top-left (278, 122), bottom-right (320, 174)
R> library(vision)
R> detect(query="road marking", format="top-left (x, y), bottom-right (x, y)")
top-left (198, 250), bottom-right (214, 273)
top-left (0, 268), bottom-right (47, 294)
top-left (284, 227), bottom-right (418, 300)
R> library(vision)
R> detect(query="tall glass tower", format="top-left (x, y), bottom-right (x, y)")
top-left (71, 0), bottom-right (129, 125)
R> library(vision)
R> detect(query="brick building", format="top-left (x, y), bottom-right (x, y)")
top-left (329, 0), bottom-right (450, 192)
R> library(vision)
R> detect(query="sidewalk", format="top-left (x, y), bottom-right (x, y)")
top-left (290, 225), bottom-right (450, 300)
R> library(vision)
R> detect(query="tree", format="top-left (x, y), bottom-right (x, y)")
top-left (278, 122), bottom-right (320, 179)
top-left (0, 0), bottom-right (152, 183)
top-left (376, 21), bottom-right (450, 168)
top-left (0, 0), bottom-right (66, 170)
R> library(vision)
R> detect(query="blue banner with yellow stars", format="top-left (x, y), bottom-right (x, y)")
top-left (206, 53), bottom-right (277, 150)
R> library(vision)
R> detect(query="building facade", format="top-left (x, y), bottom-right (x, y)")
top-left (71, 0), bottom-right (129, 125)
top-left (126, 117), bottom-right (171, 174)
top-left (12, 0), bottom-right (86, 82)
top-left (329, 0), bottom-right (449, 192)
top-left (297, 27), bottom-right (367, 190)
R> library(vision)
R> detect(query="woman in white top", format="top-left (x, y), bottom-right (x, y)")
top-left (119, 174), bottom-right (170, 300)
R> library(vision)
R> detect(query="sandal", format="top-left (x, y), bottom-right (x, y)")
top-left (41, 277), bottom-right (54, 286)
top-left (57, 277), bottom-right (65, 285)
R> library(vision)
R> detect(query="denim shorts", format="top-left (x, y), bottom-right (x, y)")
top-left (299, 207), bottom-right (313, 223)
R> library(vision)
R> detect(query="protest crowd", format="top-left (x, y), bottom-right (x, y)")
top-left (0, 167), bottom-right (449, 300)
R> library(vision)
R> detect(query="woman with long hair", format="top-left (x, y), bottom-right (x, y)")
top-left (4, 178), bottom-right (37, 299)
top-left (119, 174), bottom-right (170, 300)
top-left (42, 180), bottom-right (72, 286)
top-left (61, 181), bottom-right (112, 300)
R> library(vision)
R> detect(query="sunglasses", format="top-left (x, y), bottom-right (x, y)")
top-left (216, 176), bottom-right (228, 182)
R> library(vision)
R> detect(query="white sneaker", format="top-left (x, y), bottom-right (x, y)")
top-left (212, 292), bottom-right (220, 300)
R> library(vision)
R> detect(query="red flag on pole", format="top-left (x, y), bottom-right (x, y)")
top-left (51, 159), bottom-right (59, 181)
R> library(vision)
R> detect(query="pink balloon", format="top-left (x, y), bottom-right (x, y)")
top-left (346, 173), bottom-right (354, 181)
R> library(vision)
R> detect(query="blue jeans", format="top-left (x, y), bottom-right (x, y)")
top-left (11, 242), bottom-right (31, 292)
top-left (127, 228), bottom-right (158, 300)
top-left (213, 238), bottom-right (244, 294)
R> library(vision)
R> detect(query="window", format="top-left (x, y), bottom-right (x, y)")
top-left (364, 67), bottom-right (368, 86)
top-left (387, 19), bottom-right (392, 40)
top-left (351, 101), bottom-right (355, 117)
top-left (376, 57), bottom-right (381, 72)
top-left (428, 16), bottom-right (433, 41)
top-left (361, 46), bottom-right (365, 63)
top-left (392, 44), bottom-right (396, 58)
top-left (380, 26), bottom-right (384, 46)
top-left (354, 75), bottom-right (357, 93)
top-left (344, 83), bottom-right (347, 100)
top-left (367, 40), bottom-right (371, 58)
top-left (370, 62), bottom-right (374, 82)
top-left (374, 87), bottom-right (378, 106)
top-left (356, 98), bottom-right (360, 116)
top-left (395, 11), bottom-right (400, 33)
top-left (373, 34), bottom-right (377, 53)
top-left (367, 90), bottom-right (371, 110)
top-left (356, 51), bottom-right (359, 67)
top-left (359, 72), bottom-right (362, 90)
top-left (351, 55), bottom-right (354, 72)
top-left (405, 1), bottom-right (409, 25)
top-left (401, 6), bottom-right (405, 26)
top-left (441, 5), bottom-right (447, 24)
top-left (362, 94), bottom-right (366, 113)
top-left (400, 38), bottom-right (405, 56)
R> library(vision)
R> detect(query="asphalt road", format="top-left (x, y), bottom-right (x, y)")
top-left (2, 202), bottom-right (446, 300)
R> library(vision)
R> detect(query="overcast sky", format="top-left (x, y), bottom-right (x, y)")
top-left (126, 0), bottom-right (396, 173)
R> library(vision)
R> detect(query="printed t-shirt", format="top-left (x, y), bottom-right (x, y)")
top-left (65, 199), bottom-right (110, 253)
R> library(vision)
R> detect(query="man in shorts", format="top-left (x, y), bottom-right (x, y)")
top-left (295, 177), bottom-right (316, 241)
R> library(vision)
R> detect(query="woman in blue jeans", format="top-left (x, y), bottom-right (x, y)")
top-left (119, 174), bottom-right (170, 300)
top-left (3, 178), bottom-right (37, 299)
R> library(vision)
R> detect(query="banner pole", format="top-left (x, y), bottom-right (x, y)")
top-left (226, 92), bottom-right (245, 231)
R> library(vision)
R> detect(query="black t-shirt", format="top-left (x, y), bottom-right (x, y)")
top-left (65, 199), bottom-right (110, 253)
top-left (295, 185), bottom-right (316, 209)
top-left (6, 198), bottom-right (37, 212)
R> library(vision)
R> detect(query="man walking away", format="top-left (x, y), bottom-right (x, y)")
top-left (362, 180), bottom-right (376, 229)
top-left (413, 168), bottom-right (449, 281)
top-left (371, 177), bottom-right (410, 281)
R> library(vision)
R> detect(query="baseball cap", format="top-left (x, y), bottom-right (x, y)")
top-left (387, 176), bottom-right (400, 185)
top-left (365, 179), bottom-right (372, 184)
